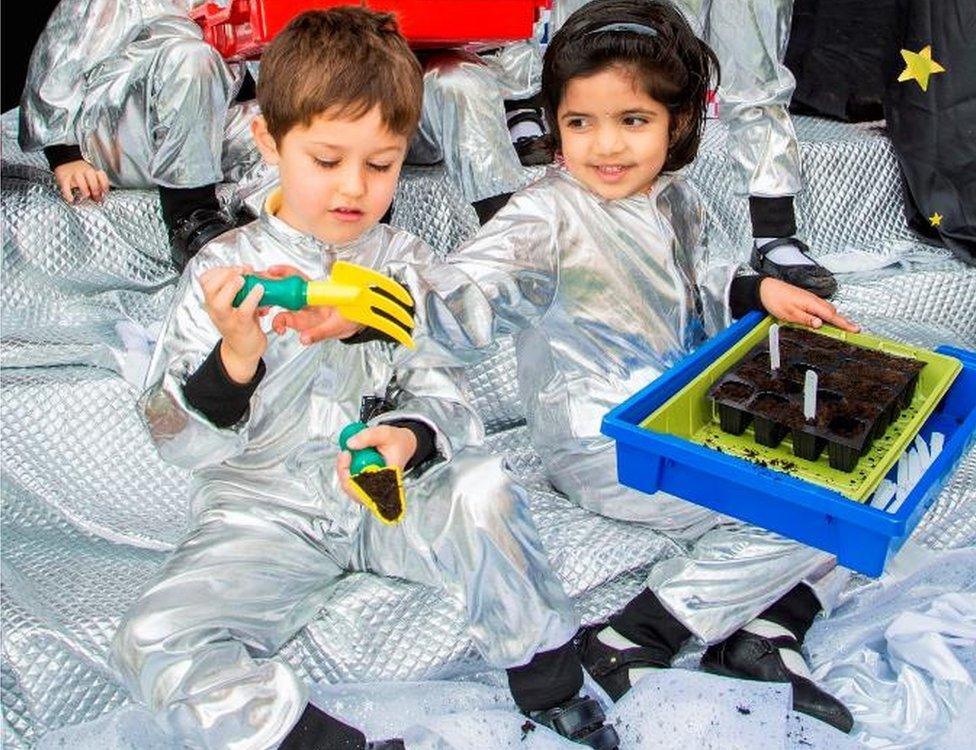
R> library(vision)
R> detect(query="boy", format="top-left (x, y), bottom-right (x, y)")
top-left (112, 9), bottom-right (617, 749)
top-left (19, 0), bottom-right (260, 269)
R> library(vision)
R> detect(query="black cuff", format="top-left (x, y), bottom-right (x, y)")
top-left (43, 144), bottom-right (83, 171)
top-left (182, 341), bottom-right (266, 428)
top-left (609, 588), bottom-right (691, 661)
top-left (506, 639), bottom-right (584, 713)
top-left (383, 418), bottom-right (437, 470)
top-left (757, 583), bottom-right (822, 644)
top-left (749, 196), bottom-right (797, 238)
top-left (279, 704), bottom-right (366, 750)
top-left (340, 327), bottom-right (397, 346)
top-left (729, 275), bottom-right (766, 319)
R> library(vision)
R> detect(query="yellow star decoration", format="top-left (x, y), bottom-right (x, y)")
top-left (929, 212), bottom-right (943, 227)
top-left (898, 46), bottom-right (946, 92)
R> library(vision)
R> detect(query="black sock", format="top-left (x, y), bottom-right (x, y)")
top-left (278, 704), bottom-right (366, 750)
top-left (158, 184), bottom-right (220, 234)
top-left (755, 583), bottom-right (822, 643)
top-left (472, 192), bottom-right (513, 225)
top-left (608, 588), bottom-right (692, 663)
top-left (507, 639), bottom-right (584, 713)
top-left (749, 196), bottom-right (797, 238)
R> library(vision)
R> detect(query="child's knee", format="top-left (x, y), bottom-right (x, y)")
top-left (155, 39), bottom-right (225, 87)
top-left (447, 453), bottom-right (519, 526)
top-left (424, 53), bottom-right (497, 104)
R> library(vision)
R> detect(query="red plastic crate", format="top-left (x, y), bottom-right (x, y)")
top-left (192, 0), bottom-right (551, 60)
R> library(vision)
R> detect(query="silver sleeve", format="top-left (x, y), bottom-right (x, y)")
top-left (137, 255), bottom-right (254, 470)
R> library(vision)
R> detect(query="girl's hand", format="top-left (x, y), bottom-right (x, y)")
top-left (199, 265), bottom-right (268, 383)
top-left (335, 425), bottom-right (417, 504)
top-left (264, 264), bottom-right (365, 344)
top-left (53, 159), bottom-right (109, 204)
top-left (759, 277), bottom-right (859, 332)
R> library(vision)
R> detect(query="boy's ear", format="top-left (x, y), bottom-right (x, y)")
top-left (252, 115), bottom-right (280, 166)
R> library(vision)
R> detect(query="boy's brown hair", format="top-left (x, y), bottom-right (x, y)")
top-left (257, 7), bottom-right (423, 142)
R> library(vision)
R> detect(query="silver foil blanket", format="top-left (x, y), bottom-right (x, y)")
top-left (2, 108), bottom-right (974, 746)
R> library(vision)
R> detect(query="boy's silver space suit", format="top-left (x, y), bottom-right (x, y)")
top-left (111, 200), bottom-right (578, 749)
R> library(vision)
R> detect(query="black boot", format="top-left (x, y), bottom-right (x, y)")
top-left (700, 585), bottom-right (853, 733)
top-left (529, 696), bottom-right (620, 749)
top-left (508, 640), bottom-right (618, 748)
top-left (750, 237), bottom-right (838, 299)
top-left (159, 184), bottom-right (236, 271)
top-left (701, 630), bottom-right (854, 733)
top-left (747, 195), bottom-right (837, 298)
top-left (279, 704), bottom-right (405, 750)
top-left (575, 623), bottom-right (670, 702)
top-left (169, 207), bottom-right (236, 271)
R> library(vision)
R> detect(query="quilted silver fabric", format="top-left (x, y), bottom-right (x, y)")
top-left (2, 106), bottom-right (975, 747)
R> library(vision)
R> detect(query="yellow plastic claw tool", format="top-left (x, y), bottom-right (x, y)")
top-left (234, 261), bottom-right (416, 348)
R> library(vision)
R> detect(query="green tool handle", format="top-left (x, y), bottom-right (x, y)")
top-left (338, 422), bottom-right (387, 475)
top-left (232, 275), bottom-right (308, 310)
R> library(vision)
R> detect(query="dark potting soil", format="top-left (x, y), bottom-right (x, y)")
top-left (353, 468), bottom-right (404, 522)
top-left (707, 327), bottom-right (924, 471)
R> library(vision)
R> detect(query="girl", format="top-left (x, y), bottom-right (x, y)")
top-left (419, 0), bottom-right (856, 734)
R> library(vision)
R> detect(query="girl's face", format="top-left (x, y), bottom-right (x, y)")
top-left (557, 65), bottom-right (672, 201)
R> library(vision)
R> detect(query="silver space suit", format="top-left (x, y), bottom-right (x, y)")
top-left (110, 196), bottom-right (579, 749)
top-left (19, 0), bottom-right (259, 188)
top-left (420, 167), bottom-right (844, 643)
top-left (418, 0), bottom-right (801, 205)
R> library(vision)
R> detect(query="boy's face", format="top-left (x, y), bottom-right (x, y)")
top-left (556, 66), bottom-right (672, 201)
top-left (253, 106), bottom-right (408, 244)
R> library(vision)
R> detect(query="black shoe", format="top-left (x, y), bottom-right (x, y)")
top-left (701, 630), bottom-right (854, 733)
top-left (169, 208), bottom-right (236, 271)
top-left (749, 238), bottom-right (838, 299)
top-left (514, 134), bottom-right (555, 167)
top-left (529, 695), bottom-right (619, 749)
top-left (507, 108), bottom-right (554, 167)
top-left (575, 623), bottom-right (670, 702)
top-left (366, 741), bottom-right (405, 750)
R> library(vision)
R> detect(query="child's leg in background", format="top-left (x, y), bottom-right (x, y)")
top-left (80, 19), bottom-right (259, 265)
top-left (674, 0), bottom-right (837, 295)
top-left (111, 500), bottom-right (356, 750)
top-left (412, 45), bottom-right (541, 224)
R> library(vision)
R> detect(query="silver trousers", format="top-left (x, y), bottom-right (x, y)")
top-left (548, 441), bottom-right (848, 644)
top-left (111, 450), bottom-right (578, 750)
top-left (79, 35), bottom-right (259, 189)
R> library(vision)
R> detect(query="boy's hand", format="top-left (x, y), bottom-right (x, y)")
top-left (759, 277), bottom-right (859, 332)
top-left (53, 159), bottom-right (109, 204)
top-left (335, 425), bottom-right (417, 504)
top-left (200, 265), bottom-right (269, 383)
top-left (265, 264), bottom-right (364, 344)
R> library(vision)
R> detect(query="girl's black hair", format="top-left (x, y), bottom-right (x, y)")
top-left (542, 0), bottom-right (720, 172)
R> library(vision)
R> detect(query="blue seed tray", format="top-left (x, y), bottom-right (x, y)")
top-left (602, 311), bottom-right (976, 577)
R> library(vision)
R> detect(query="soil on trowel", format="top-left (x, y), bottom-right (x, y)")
top-left (352, 468), bottom-right (404, 522)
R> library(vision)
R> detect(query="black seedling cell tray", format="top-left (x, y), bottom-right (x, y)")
top-left (708, 327), bottom-right (925, 472)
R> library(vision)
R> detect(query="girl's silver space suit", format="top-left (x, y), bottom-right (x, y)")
top-left (420, 168), bottom-right (846, 643)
